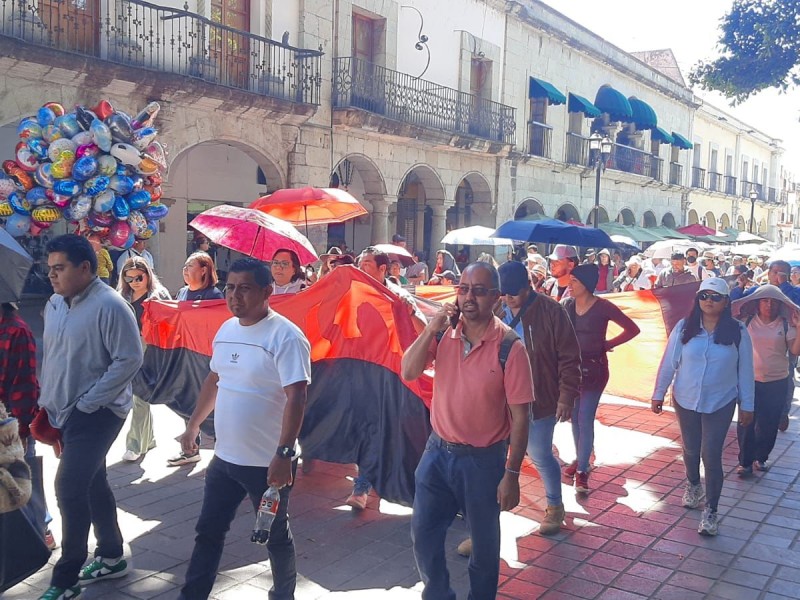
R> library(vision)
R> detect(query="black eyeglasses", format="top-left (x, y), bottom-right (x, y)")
top-left (698, 291), bottom-right (725, 302)
top-left (123, 275), bottom-right (145, 283)
top-left (456, 285), bottom-right (498, 297)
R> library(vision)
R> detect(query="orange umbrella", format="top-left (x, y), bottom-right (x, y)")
top-left (249, 187), bottom-right (368, 234)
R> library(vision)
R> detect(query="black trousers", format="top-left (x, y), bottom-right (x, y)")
top-left (738, 377), bottom-right (790, 466)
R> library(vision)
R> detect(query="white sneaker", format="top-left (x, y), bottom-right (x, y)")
top-left (682, 483), bottom-right (705, 509)
top-left (121, 450), bottom-right (141, 462)
top-left (698, 507), bottom-right (719, 536)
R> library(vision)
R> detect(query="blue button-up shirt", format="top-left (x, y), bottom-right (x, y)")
top-left (653, 318), bottom-right (755, 413)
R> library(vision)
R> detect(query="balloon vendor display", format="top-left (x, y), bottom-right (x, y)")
top-left (0, 100), bottom-right (169, 248)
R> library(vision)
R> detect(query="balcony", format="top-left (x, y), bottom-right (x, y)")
top-left (691, 167), bottom-right (706, 189)
top-left (742, 181), bottom-right (764, 199)
top-left (332, 57), bottom-right (516, 145)
top-left (724, 175), bottom-right (737, 195)
top-left (528, 121), bottom-right (552, 159)
top-left (565, 132), bottom-right (588, 166)
top-left (564, 134), bottom-right (662, 180)
top-left (669, 162), bottom-right (683, 186)
top-left (708, 172), bottom-right (722, 192)
top-left (0, 0), bottom-right (323, 104)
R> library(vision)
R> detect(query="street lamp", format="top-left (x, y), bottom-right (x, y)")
top-left (588, 132), bottom-right (612, 228)
top-left (749, 188), bottom-right (758, 233)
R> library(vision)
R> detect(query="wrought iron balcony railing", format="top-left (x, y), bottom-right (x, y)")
top-left (332, 57), bottom-right (516, 144)
top-left (691, 167), bottom-right (706, 189)
top-left (528, 121), bottom-right (552, 159)
top-left (669, 162), bottom-right (683, 186)
top-left (565, 132), bottom-right (588, 166)
top-left (708, 171), bottom-right (721, 192)
top-left (607, 142), bottom-right (661, 179)
top-left (724, 175), bottom-right (737, 196)
top-left (0, 0), bottom-right (323, 104)
top-left (742, 181), bottom-right (764, 199)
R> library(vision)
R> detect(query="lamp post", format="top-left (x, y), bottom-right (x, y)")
top-left (749, 188), bottom-right (758, 233)
top-left (588, 132), bottom-right (612, 228)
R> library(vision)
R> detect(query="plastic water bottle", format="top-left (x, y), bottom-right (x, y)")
top-left (250, 485), bottom-right (280, 545)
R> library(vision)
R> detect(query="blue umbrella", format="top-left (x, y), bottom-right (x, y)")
top-left (491, 218), bottom-right (617, 248)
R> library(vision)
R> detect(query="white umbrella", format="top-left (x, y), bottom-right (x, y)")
top-left (644, 239), bottom-right (706, 260)
top-left (733, 231), bottom-right (768, 243)
top-left (729, 243), bottom-right (772, 257)
top-left (441, 225), bottom-right (513, 246)
top-left (768, 243), bottom-right (800, 264)
top-left (370, 243), bottom-right (415, 267)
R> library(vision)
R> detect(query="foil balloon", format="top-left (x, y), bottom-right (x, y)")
top-left (90, 119), bottom-right (112, 152)
top-left (28, 138), bottom-right (49, 160)
top-left (146, 172), bottom-right (163, 186)
top-left (83, 175), bottom-right (110, 196)
top-left (31, 205), bottom-right (62, 224)
top-left (55, 114), bottom-right (81, 138)
top-left (144, 184), bottom-right (162, 202)
top-left (51, 158), bottom-right (75, 180)
top-left (72, 156), bottom-right (98, 181)
top-left (111, 195), bottom-right (130, 220)
top-left (70, 195), bottom-right (92, 220)
top-left (75, 107), bottom-right (97, 131)
top-left (135, 157), bottom-right (160, 176)
top-left (128, 210), bottom-right (147, 236)
top-left (5, 213), bottom-right (31, 237)
top-left (110, 143), bottom-right (141, 167)
top-left (17, 118), bottom-right (42, 140)
top-left (126, 189), bottom-right (151, 209)
top-left (131, 102), bottom-right (160, 129)
top-left (106, 113), bottom-right (133, 143)
top-left (8, 191), bottom-right (31, 215)
top-left (41, 124), bottom-right (64, 143)
top-left (108, 220), bottom-right (132, 248)
top-left (0, 200), bottom-right (13, 217)
top-left (37, 107), bottom-right (56, 127)
top-left (51, 193), bottom-right (72, 208)
top-left (132, 127), bottom-right (157, 150)
top-left (76, 143), bottom-right (100, 159)
top-left (34, 163), bottom-right (55, 188)
top-left (3, 161), bottom-right (34, 190)
top-left (43, 102), bottom-right (65, 117)
top-left (93, 100), bottom-right (114, 120)
top-left (141, 220), bottom-right (158, 239)
top-left (143, 142), bottom-right (168, 171)
top-left (61, 205), bottom-right (74, 221)
top-left (72, 131), bottom-right (94, 146)
top-left (26, 187), bottom-right (49, 206)
top-left (89, 210), bottom-right (114, 228)
top-left (131, 176), bottom-right (145, 191)
top-left (15, 142), bottom-right (38, 171)
top-left (109, 175), bottom-right (134, 195)
top-left (0, 177), bottom-right (16, 198)
top-left (142, 202), bottom-right (167, 220)
top-left (92, 189), bottom-right (114, 212)
top-left (97, 155), bottom-right (117, 177)
top-left (48, 138), bottom-right (77, 162)
top-left (53, 179), bottom-right (81, 197)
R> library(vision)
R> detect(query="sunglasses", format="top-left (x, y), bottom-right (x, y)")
top-left (456, 285), bottom-right (498, 297)
top-left (698, 291), bottom-right (726, 302)
top-left (124, 275), bottom-right (145, 283)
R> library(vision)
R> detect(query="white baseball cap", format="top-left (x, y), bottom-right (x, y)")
top-left (699, 277), bottom-right (729, 296)
top-left (547, 244), bottom-right (578, 261)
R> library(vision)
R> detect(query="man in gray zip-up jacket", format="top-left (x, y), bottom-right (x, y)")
top-left (37, 234), bottom-right (142, 600)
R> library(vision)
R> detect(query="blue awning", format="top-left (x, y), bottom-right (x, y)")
top-left (651, 126), bottom-right (674, 144)
top-left (567, 93), bottom-right (601, 118)
top-left (671, 132), bottom-right (693, 150)
top-left (594, 84), bottom-right (633, 121)
top-left (529, 77), bottom-right (567, 105)
top-left (627, 96), bottom-right (658, 129)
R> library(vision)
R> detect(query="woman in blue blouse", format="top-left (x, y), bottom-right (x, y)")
top-left (652, 278), bottom-right (754, 536)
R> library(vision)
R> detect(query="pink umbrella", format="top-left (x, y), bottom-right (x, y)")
top-left (677, 223), bottom-right (717, 237)
top-left (190, 204), bottom-right (318, 264)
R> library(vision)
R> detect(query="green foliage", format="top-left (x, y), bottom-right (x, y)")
top-left (689, 0), bottom-right (800, 103)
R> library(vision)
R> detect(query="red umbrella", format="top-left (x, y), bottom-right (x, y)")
top-left (249, 187), bottom-right (368, 234)
top-left (677, 223), bottom-right (716, 237)
top-left (190, 205), bottom-right (318, 265)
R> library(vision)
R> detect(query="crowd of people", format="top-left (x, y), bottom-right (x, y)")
top-left (0, 231), bottom-right (797, 600)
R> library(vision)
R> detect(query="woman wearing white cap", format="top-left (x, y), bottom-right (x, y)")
top-left (652, 278), bottom-right (754, 536)
top-left (612, 256), bottom-right (652, 292)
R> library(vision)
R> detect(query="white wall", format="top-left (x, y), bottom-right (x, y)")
top-left (272, 0), bottom-right (301, 44)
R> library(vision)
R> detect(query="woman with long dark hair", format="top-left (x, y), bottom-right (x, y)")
top-left (652, 278), bottom-right (754, 536)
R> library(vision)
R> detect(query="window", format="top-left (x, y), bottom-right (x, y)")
top-left (528, 97), bottom-right (550, 157)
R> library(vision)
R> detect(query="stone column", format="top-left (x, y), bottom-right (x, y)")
top-left (367, 195), bottom-right (390, 244)
top-left (415, 203), bottom-right (426, 254)
top-left (429, 201), bottom-right (449, 257)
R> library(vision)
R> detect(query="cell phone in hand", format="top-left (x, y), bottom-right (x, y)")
top-left (449, 303), bottom-right (461, 329)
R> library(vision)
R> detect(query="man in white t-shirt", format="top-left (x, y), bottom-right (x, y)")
top-left (178, 258), bottom-right (311, 600)
top-left (115, 239), bottom-right (154, 275)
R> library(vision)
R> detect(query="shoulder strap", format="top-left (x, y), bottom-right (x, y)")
top-left (508, 292), bottom-right (537, 330)
top-left (498, 329), bottom-right (520, 373)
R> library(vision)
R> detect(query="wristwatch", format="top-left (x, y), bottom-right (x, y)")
top-left (276, 445), bottom-right (296, 459)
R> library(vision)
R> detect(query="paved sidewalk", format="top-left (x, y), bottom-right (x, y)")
top-left (3, 388), bottom-right (800, 600)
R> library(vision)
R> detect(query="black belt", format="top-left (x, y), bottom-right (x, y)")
top-left (430, 432), bottom-right (507, 455)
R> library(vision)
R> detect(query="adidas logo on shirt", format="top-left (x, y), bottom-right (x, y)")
top-left (231, 353), bottom-right (239, 363)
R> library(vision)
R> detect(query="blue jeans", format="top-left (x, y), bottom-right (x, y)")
top-left (51, 407), bottom-right (126, 589)
top-left (572, 386), bottom-right (606, 473)
top-left (352, 474), bottom-right (372, 495)
top-left (179, 456), bottom-right (297, 600)
top-left (526, 416), bottom-right (562, 506)
top-left (411, 433), bottom-right (507, 600)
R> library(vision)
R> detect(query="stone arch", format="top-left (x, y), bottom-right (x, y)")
top-left (515, 198), bottom-right (546, 220)
top-left (450, 171), bottom-right (493, 228)
top-left (328, 154), bottom-right (388, 252)
top-left (737, 215), bottom-right (746, 231)
top-left (618, 208), bottom-right (636, 226)
top-left (758, 218), bottom-right (767, 235)
top-left (719, 213), bottom-right (731, 231)
top-left (704, 211), bottom-right (717, 231)
top-left (396, 164), bottom-right (447, 258)
top-left (332, 153), bottom-right (387, 197)
top-left (586, 206), bottom-right (609, 226)
top-left (661, 212), bottom-right (677, 228)
top-left (642, 210), bottom-right (657, 228)
top-left (687, 209), bottom-right (699, 225)
top-left (555, 203), bottom-right (581, 223)
top-left (397, 164), bottom-right (447, 201)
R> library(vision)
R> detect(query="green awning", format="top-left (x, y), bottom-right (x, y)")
top-left (594, 84), bottom-right (633, 121)
top-left (567, 93), bottom-right (601, 118)
top-left (529, 77), bottom-right (566, 105)
top-left (651, 126), bottom-right (674, 144)
top-left (627, 97), bottom-right (658, 129)
top-left (671, 132), bottom-right (693, 150)
top-left (647, 226), bottom-right (690, 240)
top-left (600, 222), bottom-right (666, 243)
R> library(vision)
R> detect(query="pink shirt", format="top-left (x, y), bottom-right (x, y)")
top-left (427, 317), bottom-right (534, 447)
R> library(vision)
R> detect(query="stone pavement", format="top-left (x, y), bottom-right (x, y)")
top-left (3, 391), bottom-right (800, 600)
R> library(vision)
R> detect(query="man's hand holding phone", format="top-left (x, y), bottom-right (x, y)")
top-left (430, 302), bottom-right (459, 333)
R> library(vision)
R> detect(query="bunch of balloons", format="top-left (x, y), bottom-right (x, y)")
top-left (0, 100), bottom-right (169, 249)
